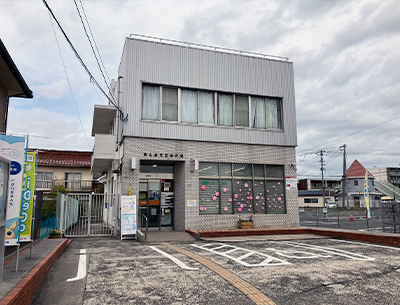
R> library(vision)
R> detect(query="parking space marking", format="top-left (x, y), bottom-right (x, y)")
top-left (273, 241), bottom-right (375, 261)
top-left (332, 239), bottom-right (400, 251)
top-left (265, 248), bottom-right (331, 259)
top-left (192, 243), bottom-right (290, 267)
top-left (149, 246), bottom-right (199, 271)
top-left (161, 243), bottom-right (277, 305)
top-left (67, 249), bottom-right (87, 282)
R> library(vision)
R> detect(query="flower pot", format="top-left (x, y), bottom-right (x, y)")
top-left (238, 221), bottom-right (253, 229)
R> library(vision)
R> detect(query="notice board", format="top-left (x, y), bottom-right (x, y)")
top-left (120, 195), bottom-right (137, 240)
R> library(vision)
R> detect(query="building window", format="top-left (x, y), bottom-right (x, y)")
top-left (354, 180), bottom-right (358, 186)
top-left (304, 198), bottom-right (318, 204)
top-left (142, 83), bottom-right (283, 130)
top-left (217, 93), bottom-right (233, 126)
top-left (198, 91), bottom-right (214, 124)
top-left (235, 95), bottom-right (249, 127)
top-left (37, 172), bottom-right (53, 189)
top-left (199, 162), bottom-right (285, 215)
top-left (181, 89), bottom-right (198, 123)
top-left (142, 85), bottom-right (160, 120)
top-left (162, 87), bottom-right (178, 121)
top-left (267, 98), bottom-right (282, 129)
top-left (65, 173), bottom-right (82, 190)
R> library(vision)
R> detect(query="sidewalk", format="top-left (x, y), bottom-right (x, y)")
top-left (0, 238), bottom-right (70, 305)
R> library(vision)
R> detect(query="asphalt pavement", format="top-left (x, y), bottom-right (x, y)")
top-left (29, 234), bottom-right (400, 305)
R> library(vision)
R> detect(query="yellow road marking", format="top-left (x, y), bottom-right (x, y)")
top-left (161, 242), bottom-right (277, 305)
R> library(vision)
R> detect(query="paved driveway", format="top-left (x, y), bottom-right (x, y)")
top-left (32, 236), bottom-right (400, 305)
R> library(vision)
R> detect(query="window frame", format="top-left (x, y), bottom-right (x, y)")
top-left (199, 162), bottom-right (286, 215)
top-left (141, 83), bottom-right (284, 131)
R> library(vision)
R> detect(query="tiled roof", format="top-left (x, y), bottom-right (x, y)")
top-left (29, 149), bottom-right (92, 167)
top-left (347, 159), bottom-right (374, 178)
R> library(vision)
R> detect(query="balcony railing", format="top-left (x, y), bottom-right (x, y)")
top-left (36, 180), bottom-right (93, 191)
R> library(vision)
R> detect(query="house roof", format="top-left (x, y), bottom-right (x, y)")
top-left (0, 39), bottom-right (33, 98)
top-left (29, 149), bottom-right (92, 167)
top-left (347, 159), bottom-right (374, 178)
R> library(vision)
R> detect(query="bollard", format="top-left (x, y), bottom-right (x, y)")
top-left (316, 209), bottom-right (319, 227)
top-left (337, 208), bottom-right (340, 229)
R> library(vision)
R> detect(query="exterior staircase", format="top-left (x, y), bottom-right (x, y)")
top-left (375, 180), bottom-right (400, 202)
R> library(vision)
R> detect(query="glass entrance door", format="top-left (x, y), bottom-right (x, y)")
top-left (138, 179), bottom-right (174, 230)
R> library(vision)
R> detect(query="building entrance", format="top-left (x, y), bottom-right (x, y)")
top-left (138, 161), bottom-right (174, 231)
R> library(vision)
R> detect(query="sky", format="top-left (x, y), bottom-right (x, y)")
top-left (1, 0), bottom-right (400, 180)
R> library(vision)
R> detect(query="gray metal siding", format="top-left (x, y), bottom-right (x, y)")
top-left (119, 38), bottom-right (297, 146)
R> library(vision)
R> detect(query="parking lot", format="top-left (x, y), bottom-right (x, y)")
top-left (32, 236), bottom-right (400, 305)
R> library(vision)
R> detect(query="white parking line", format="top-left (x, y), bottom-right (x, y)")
top-left (149, 246), bottom-right (199, 271)
top-left (273, 241), bottom-right (375, 261)
top-left (332, 239), bottom-right (400, 251)
top-left (67, 249), bottom-right (87, 282)
top-left (192, 243), bottom-right (290, 267)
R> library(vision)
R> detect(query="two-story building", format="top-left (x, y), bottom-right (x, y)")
top-left (337, 160), bottom-right (382, 207)
top-left (91, 35), bottom-right (298, 231)
top-left (32, 149), bottom-right (94, 193)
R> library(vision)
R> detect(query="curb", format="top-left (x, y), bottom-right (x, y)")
top-left (186, 227), bottom-right (400, 247)
top-left (0, 239), bottom-right (71, 305)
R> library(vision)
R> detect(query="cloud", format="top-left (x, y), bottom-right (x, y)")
top-left (35, 80), bottom-right (68, 99)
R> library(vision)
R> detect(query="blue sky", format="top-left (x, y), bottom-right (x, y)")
top-left (1, 0), bottom-right (400, 178)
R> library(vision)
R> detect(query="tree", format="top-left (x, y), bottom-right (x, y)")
top-left (41, 184), bottom-right (68, 221)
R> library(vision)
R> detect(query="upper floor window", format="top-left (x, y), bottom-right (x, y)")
top-left (65, 173), bottom-right (82, 190)
top-left (37, 172), bottom-right (53, 189)
top-left (141, 83), bottom-right (283, 130)
top-left (354, 180), bottom-right (358, 186)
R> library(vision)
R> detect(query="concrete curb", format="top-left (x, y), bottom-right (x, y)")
top-left (0, 239), bottom-right (71, 305)
top-left (186, 227), bottom-right (400, 247)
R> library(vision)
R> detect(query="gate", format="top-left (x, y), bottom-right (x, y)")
top-left (59, 193), bottom-right (116, 237)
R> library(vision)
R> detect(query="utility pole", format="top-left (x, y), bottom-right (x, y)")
top-left (340, 144), bottom-right (348, 208)
top-left (317, 149), bottom-right (327, 207)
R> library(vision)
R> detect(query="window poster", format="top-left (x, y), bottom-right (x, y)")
top-left (121, 195), bottom-right (137, 239)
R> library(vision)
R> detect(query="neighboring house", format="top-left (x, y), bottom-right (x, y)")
top-left (369, 167), bottom-right (400, 188)
top-left (298, 190), bottom-right (335, 208)
top-left (337, 160), bottom-right (382, 208)
top-left (298, 178), bottom-right (341, 193)
top-left (30, 149), bottom-right (94, 193)
top-left (91, 35), bottom-right (298, 231)
top-left (0, 39), bottom-right (33, 133)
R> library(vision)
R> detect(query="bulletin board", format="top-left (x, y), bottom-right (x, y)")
top-left (120, 195), bottom-right (137, 240)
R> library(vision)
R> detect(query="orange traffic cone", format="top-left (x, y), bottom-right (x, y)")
top-left (350, 213), bottom-right (354, 221)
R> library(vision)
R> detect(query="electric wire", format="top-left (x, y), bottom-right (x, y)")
top-left (78, 0), bottom-right (111, 86)
top-left (42, 0), bottom-right (127, 121)
top-left (48, 11), bottom-right (92, 150)
top-left (74, 0), bottom-right (110, 91)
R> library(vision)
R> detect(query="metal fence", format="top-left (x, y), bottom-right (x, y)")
top-left (58, 193), bottom-right (116, 237)
top-left (380, 202), bottom-right (400, 233)
top-left (299, 207), bottom-right (382, 231)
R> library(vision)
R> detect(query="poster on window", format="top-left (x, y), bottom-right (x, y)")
top-left (0, 135), bottom-right (25, 246)
top-left (19, 152), bottom-right (36, 242)
top-left (286, 177), bottom-right (298, 190)
top-left (121, 195), bottom-right (136, 239)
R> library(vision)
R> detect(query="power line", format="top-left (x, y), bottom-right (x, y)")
top-left (42, 0), bottom-right (127, 122)
top-left (48, 11), bottom-right (92, 150)
top-left (74, 0), bottom-right (110, 91)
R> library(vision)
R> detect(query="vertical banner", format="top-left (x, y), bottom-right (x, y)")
top-left (0, 135), bottom-right (25, 246)
top-left (120, 195), bottom-right (136, 239)
top-left (364, 168), bottom-right (371, 219)
top-left (19, 152), bottom-right (36, 242)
